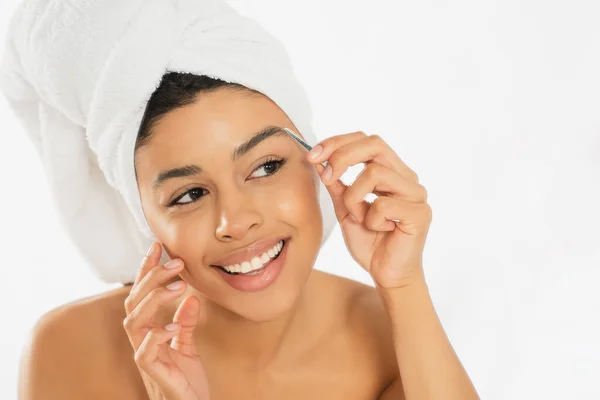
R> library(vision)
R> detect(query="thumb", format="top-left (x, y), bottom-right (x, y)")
top-left (170, 295), bottom-right (201, 357)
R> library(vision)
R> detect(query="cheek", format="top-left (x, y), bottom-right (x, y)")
top-left (274, 189), bottom-right (319, 222)
top-left (272, 168), bottom-right (322, 232)
top-left (149, 210), bottom-right (213, 263)
top-left (276, 198), bottom-right (292, 213)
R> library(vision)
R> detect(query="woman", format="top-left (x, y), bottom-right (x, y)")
top-left (2, 0), bottom-right (479, 399)
top-left (18, 71), bottom-right (479, 399)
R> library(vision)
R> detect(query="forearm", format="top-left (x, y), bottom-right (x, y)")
top-left (378, 278), bottom-right (479, 400)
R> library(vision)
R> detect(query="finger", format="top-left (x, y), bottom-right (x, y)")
top-left (125, 258), bottom-right (184, 314)
top-left (343, 163), bottom-right (428, 223)
top-left (123, 280), bottom-right (188, 350)
top-left (135, 324), bottom-right (180, 387)
top-left (170, 295), bottom-right (202, 357)
top-left (313, 134), bottom-right (419, 184)
top-left (363, 197), bottom-right (433, 236)
top-left (313, 162), bottom-right (352, 222)
top-left (132, 242), bottom-right (162, 288)
top-left (306, 131), bottom-right (366, 164)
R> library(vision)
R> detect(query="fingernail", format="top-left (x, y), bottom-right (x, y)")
top-left (349, 214), bottom-right (358, 222)
top-left (164, 259), bottom-right (182, 269)
top-left (146, 243), bottom-right (155, 257)
top-left (321, 164), bottom-right (332, 182)
top-left (165, 322), bottom-right (180, 331)
top-left (308, 144), bottom-right (323, 160)
top-left (166, 281), bottom-right (184, 291)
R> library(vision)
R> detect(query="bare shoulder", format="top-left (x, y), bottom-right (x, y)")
top-left (311, 270), bottom-right (394, 345)
top-left (343, 279), bottom-right (403, 397)
top-left (19, 285), bottom-right (146, 400)
top-left (311, 271), bottom-right (400, 394)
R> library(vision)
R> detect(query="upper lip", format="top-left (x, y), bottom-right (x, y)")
top-left (210, 236), bottom-right (288, 267)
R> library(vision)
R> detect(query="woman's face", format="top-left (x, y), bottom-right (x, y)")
top-left (135, 88), bottom-right (323, 321)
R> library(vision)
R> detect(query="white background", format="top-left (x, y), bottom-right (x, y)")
top-left (1, 0), bottom-right (599, 399)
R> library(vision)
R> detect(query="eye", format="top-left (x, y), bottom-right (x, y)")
top-left (249, 157), bottom-right (287, 179)
top-left (169, 187), bottom-right (207, 206)
top-left (168, 157), bottom-right (287, 207)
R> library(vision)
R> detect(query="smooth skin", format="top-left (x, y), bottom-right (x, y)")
top-left (18, 88), bottom-right (479, 399)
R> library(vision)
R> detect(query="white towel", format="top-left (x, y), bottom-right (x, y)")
top-left (0, 0), bottom-right (337, 284)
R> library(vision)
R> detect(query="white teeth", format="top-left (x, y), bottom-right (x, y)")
top-left (240, 261), bottom-right (252, 273)
top-left (221, 240), bottom-right (284, 274)
top-left (250, 256), bottom-right (262, 269)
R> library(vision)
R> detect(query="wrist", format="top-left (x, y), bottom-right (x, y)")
top-left (375, 275), bottom-right (430, 310)
top-left (374, 267), bottom-right (427, 292)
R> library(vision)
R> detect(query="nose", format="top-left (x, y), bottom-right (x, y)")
top-left (214, 191), bottom-right (263, 241)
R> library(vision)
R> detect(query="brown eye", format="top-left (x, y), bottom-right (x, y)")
top-left (171, 188), bottom-right (206, 206)
top-left (250, 158), bottom-right (287, 179)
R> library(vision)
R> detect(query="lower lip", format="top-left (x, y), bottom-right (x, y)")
top-left (213, 239), bottom-right (289, 293)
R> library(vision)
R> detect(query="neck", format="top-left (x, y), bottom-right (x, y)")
top-left (190, 279), bottom-right (313, 370)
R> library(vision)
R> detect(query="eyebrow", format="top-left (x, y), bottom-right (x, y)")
top-left (152, 125), bottom-right (288, 190)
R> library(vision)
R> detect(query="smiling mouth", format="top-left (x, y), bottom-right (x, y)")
top-left (213, 239), bottom-right (287, 276)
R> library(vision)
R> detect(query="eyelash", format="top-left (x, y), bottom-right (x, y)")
top-left (167, 157), bottom-right (288, 207)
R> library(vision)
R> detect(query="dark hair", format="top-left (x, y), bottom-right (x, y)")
top-left (135, 71), bottom-right (256, 151)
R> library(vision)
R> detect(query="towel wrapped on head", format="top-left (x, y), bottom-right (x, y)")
top-left (0, 0), bottom-right (337, 284)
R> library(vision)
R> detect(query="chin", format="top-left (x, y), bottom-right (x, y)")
top-left (232, 290), bottom-right (302, 322)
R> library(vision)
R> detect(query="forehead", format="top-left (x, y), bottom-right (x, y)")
top-left (134, 89), bottom-right (295, 179)
top-left (149, 89), bottom-right (288, 147)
